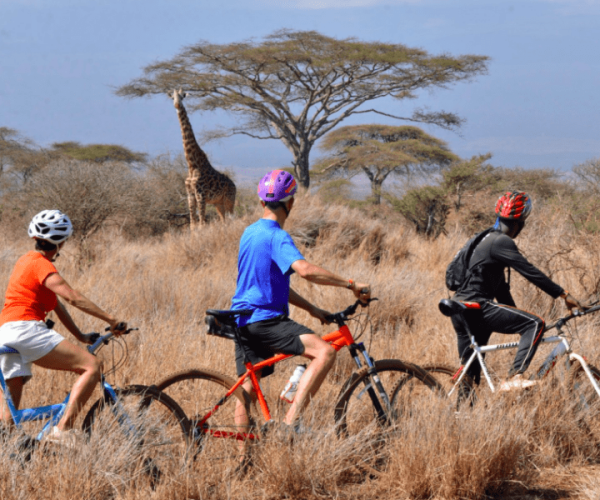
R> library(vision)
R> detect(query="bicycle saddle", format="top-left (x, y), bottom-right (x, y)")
top-left (206, 309), bottom-right (253, 323)
top-left (438, 299), bottom-right (481, 317)
top-left (205, 309), bottom-right (253, 338)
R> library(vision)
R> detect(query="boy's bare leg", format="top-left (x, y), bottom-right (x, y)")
top-left (284, 334), bottom-right (336, 426)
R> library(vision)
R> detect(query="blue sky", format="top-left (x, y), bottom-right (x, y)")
top-left (1, 0), bottom-right (599, 183)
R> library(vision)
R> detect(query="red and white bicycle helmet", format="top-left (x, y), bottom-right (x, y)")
top-left (28, 210), bottom-right (73, 244)
top-left (495, 191), bottom-right (532, 221)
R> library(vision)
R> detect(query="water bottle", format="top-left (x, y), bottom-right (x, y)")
top-left (280, 364), bottom-right (306, 403)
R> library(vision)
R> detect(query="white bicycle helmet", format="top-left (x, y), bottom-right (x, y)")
top-left (28, 210), bottom-right (73, 244)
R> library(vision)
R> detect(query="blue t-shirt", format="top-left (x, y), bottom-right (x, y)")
top-left (231, 219), bottom-right (305, 326)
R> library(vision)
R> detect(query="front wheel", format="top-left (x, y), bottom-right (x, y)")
top-left (568, 360), bottom-right (600, 440)
top-left (334, 359), bottom-right (441, 475)
top-left (82, 384), bottom-right (190, 485)
top-left (334, 359), bottom-right (442, 436)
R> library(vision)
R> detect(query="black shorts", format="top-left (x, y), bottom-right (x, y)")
top-left (234, 316), bottom-right (312, 378)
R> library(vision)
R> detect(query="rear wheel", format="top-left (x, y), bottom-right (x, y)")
top-left (568, 361), bottom-right (600, 440)
top-left (155, 368), bottom-right (255, 469)
top-left (82, 384), bottom-right (190, 486)
top-left (417, 364), bottom-right (476, 411)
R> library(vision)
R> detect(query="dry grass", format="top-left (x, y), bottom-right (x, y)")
top-left (1, 195), bottom-right (600, 499)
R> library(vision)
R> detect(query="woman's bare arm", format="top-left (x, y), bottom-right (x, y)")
top-left (44, 272), bottom-right (124, 331)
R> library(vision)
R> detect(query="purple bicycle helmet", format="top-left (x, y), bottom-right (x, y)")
top-left (257, 170), bottom-right (297, 202)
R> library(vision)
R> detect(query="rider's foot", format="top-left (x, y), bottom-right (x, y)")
top-left (234, 455), bottom-right (253, 477)
top-left (43, 426), bottom-right (81, 448)
top-left (499, 374), bottom-right (538, 392)
top-left (261, 420), bottom-right (307, 442)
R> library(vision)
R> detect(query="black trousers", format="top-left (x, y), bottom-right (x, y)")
top-left (452, 301), bottom-right (545, 384)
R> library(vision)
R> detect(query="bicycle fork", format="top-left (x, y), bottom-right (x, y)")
top-left (569, 352), bottom-right (600, 397)
top-left (348, 343), bottom-right (393, 424)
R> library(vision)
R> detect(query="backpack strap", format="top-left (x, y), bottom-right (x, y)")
top-left (455, 228), bottom-right (494, 295)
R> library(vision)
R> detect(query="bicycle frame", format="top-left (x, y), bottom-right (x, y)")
top-left (0, 331), bottom-right (141, 442)
top-left (0, 346), bottom-right (70, 440)
top-left (198, 304), bottom-right (389, 442)
top-left (449, 310), bottom-right (600, 398)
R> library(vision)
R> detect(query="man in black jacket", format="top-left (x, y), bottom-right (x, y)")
top-left (452, 191), bottom-right (586, 391)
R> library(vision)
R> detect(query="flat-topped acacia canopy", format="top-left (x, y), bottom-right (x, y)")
top-left (117, 30), bottom-right (488, 188)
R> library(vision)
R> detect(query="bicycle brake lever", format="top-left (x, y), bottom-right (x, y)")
top-left (359, 297), bottom-right (378, 307)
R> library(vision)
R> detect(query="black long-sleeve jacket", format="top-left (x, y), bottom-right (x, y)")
top-left (454, 229), bottom-right (564, 305)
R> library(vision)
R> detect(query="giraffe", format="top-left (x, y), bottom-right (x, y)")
top-left (171, 89), bottom-right (236, 229)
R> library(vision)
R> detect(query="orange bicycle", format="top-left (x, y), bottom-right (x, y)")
top-left (155, 299), bottom-right (441, 467)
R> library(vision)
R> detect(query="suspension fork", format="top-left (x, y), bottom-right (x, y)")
top-left (569, 352), bottom-right (600, 397)
top-left (348, 343), bottom-right (392, 423)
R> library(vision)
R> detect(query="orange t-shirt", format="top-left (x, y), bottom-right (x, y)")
top-left (0, 251), bottom-right (58, 327)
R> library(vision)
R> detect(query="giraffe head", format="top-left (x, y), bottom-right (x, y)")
top-left (171, 89), bottom-right (187, 110)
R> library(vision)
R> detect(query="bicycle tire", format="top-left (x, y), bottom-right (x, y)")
top-left (568, 360), bottom-right (600, 441)
top-left (155, 368), bottom-right (255, 467)
top-left (418, 364), bottom-right (476, 411)
top-left (82, 384), bottom-right (190, 485)
top-left (334, 359), bottom-right (441, 436)
top-left (334, 359), bottom-right (441, 475)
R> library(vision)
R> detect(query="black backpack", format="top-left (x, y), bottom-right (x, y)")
top-left (445, 228), bottom-right (493, 292)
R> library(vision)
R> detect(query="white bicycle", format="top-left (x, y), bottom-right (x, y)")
top-left (412, 300), bottom-right (600, 435)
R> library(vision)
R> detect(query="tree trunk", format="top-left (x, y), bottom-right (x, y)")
top-left (371, 178), bottom-right (384, 205)
top-left (293, 148), bottom-right (311, 189)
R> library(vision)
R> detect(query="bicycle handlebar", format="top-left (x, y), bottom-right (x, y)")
top-left (545, 304), bottom-right (600, 333)
top-left (325, 298), bottom-right (377, 326)
top-left (87, 326), bottom-right (138, 354)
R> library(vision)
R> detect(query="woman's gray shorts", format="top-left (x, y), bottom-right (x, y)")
top-left (0, 320), bottom-right (65, 383)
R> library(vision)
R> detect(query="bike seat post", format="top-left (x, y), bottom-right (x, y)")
top-left (469, 334), bottom-right (479, 349)
top-left (459, 307), bottom-right (495, 392)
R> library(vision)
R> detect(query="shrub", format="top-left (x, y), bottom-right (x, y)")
top-left (386, 185), bottom-right (449, 239)
top-left (21, 159), bottom-right (140, 241)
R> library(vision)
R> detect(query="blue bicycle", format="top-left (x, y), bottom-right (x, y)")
top-left (0, 327), bottom-right (189, 481)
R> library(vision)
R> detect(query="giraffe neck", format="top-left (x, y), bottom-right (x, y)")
top-left (175, 104), bottom-right (216, 176)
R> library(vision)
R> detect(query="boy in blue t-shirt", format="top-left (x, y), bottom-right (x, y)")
top-left (232, 170), bottom-right (370, 432)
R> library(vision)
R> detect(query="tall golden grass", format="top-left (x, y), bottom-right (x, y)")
top-left (2, 194), bottom-right (600, 499)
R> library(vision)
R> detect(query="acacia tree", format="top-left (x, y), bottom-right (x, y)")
top-left (51, 142), bottom-right (147, 164)
top-left (0, 127), bottom-right (58, 188)
top-left (117, 30), bottom-right (488, 188)
top-left (314, 124), bottom-right (458, 204)
top-left (442, 153), bottom-right (493, 211)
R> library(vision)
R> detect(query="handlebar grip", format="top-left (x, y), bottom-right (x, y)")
top-left (104, 322), bottom-right (129, 333)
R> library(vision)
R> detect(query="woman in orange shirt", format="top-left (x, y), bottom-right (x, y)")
top-left (0, 210), bottom-right (126, 443)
